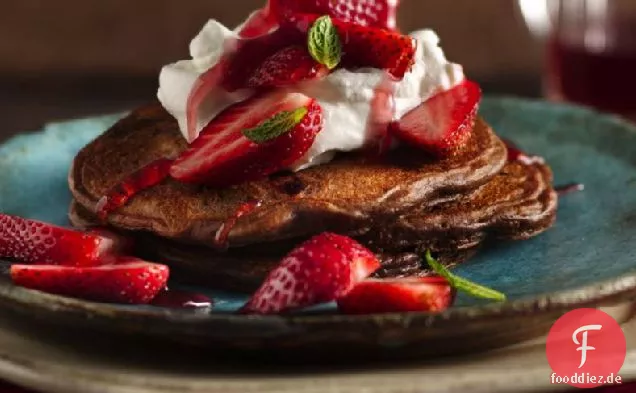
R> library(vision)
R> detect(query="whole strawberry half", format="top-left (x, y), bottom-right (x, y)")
top-left (392, 80), bottom-right (482, 157)
top-left (269, 0), bottom-right (400, 30)
top-left (11, 257), bottom-right (169, 304)
top-left (247, 45), bottom-right (329, 89)
top-left (337, 277), bottom-right (455, 314)
top-left (241, 233), bottom-right (381, 315)
top-left (172, 91), bottom-right (323, 187)
top-left (285, 14), bottom-right (415, 79)
top-left (0, 213), bottom-right (124, 266)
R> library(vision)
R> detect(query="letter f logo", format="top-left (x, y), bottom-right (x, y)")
top-left (572, 325), bottom-right (603, 368)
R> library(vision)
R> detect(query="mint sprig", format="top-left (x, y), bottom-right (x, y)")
top-left (243, 107), bottom-right (308, 144)
top-left (307, 15), bottom-right (342, 70)
top-left (425, 250), bottom-right (507, 302)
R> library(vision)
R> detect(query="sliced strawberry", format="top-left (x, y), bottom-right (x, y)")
top-left (221, 27), bottom-right (306, 92)
top-left (392, 80), bottom-right (481, 157)
top-left (269, 0), bottom-right (400, 30)
top-left (87, 228), bottom-right (133, 257)
top-left (186, 26), bottom-right (305, 141)
top-left (334, 18), bottom-right (414, 78)
top-left (285, 14), bottom-right (415, 79)
top-left (0, 214), bottom-right (123, 266)
top-left (238, 9), bottom-right (278, 38)
top-left (337, 277), bottom-right (455, 314)
top-left (172, 91), bottom-right (323, 187)
top-left (11, 257), bottom-right (169, 304)
top-left (241, 233), bottom-right (380, 315)
top-left (247, 45), bottom-right (329, 89)
top-left (96, 158), bottom-right (173, 221)
top-left (327, 234), bottom-right (381, 282)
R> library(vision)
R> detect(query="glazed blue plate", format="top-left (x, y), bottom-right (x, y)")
top-left (0, 97), bottom-right (635, 358)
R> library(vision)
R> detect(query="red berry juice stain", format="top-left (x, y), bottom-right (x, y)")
top-left (96, 158), bottom-right (173, 221)
top-left (213, 200), bottom-right (262, 249)
top-left (151, 289), bottom-right (213, 309)
top-left (367, 73), bottom-right (397, 157)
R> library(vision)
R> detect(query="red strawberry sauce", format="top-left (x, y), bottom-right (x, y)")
top-left (96, 158), bottom-right (173, 221)
top-left (213, 200), bottom-right (263, 249)
top-left (368, 73), bottom-right (398, 157)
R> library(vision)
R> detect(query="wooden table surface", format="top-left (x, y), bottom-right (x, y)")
top-left (0, 75), bottom-right (156, 141)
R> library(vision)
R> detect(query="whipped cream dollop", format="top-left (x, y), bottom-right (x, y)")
top-left (158, 19), bottom-right (464, 170)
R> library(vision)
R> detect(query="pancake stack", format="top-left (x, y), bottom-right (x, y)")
top-left (69, 104), bottom-right (557, 292)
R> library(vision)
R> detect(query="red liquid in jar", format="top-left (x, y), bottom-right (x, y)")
top-left (547, 20), bottom-right (636, 118)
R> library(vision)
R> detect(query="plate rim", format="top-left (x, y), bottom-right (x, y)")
top-left (1, 270), bottom-right (636, 330)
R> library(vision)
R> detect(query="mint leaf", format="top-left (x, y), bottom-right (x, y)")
top-left (308, 15), bottom-right (342, 70)
top-left (425, 250), bottom-right (507, 302)
top-left (243, 107), bottom-right (308, 144)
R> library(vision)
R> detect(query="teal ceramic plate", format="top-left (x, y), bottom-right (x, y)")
top-left (1, 97), bottom-right (635, 359)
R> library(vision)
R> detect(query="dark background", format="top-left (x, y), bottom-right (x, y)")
top-left (0, 0), bottom-right (543, 137)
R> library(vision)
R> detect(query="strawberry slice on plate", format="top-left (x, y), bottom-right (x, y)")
top-left (0, 213), bottom-right (124, 266)
top-left (11, 257), bottom-right (169, 304)
top-left (241, 233), bottom-right (381, 315)
top-left (172, 91), bottom-right (323, 187)
top-left (247, 45), bottom-right (329, 89)
top-left (392, 80), bottom-right (482, 157)
top-left (337, 277), bottom-right (455, 314)
top-left (269, 0), bottom-right (400, 30)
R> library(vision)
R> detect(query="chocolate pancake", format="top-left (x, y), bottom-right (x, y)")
top-left (69, 200), bottom-right (480, 291)
top-left (70, 161), bottom-right (557, 292)
top-left (69, 104), bottom-right (507, 248)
